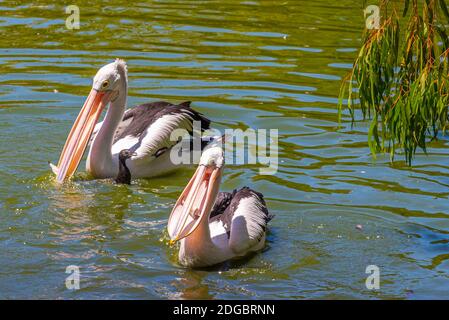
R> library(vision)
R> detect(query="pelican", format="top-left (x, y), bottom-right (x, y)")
top-left (50, 59), bottom-right (211, 183)
top-left (167, 144), bottom-right (273, 268)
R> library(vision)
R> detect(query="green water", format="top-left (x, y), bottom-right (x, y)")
top-left (1, 0), bottom-right (449, 299)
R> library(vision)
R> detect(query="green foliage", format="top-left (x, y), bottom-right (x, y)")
top-left (339, 0), bottom-right (449, 164)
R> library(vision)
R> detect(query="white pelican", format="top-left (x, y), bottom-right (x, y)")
top-left (51, 59), bottom-right (211, 183)
top-left (167, 144), bottom-right (273, 268)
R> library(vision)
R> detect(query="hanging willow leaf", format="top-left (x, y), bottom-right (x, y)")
top-left (436, 25), bottom-right (449, 51)
top-left (403, 0), bottom-right (410, 16)
top-left (439, 0), bottom-right (449, 24)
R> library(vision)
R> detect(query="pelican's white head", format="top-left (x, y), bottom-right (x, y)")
top-left (199, 145), bottom-right (224, 168)
top-left (92, 58), bottom-right (128, 94)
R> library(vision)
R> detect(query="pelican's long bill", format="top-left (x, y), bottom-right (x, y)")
top-left (167, 163), bottom-right (223, 243)
top-left (54, 89), bottom-right (112, 183)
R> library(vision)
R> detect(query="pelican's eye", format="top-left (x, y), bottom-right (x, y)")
top-left (101, 80), bottom-right (109, 89)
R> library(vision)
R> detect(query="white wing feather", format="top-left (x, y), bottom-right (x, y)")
top-left (229, 196), bottom-right (268, 254)
top-left (132, 112), bottom-right (194, 160)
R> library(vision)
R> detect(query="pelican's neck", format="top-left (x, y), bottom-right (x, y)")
top-left (87, 79), bottom-right (127, 178)
top-left (188, 212), bottom-right (213, 246)
top-left (179, 208), bottom-right (219, 266)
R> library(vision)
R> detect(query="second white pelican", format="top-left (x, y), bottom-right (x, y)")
top-left (167, 144), bottom-right (273, 268)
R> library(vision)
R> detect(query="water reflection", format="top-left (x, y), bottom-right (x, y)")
top-left (172, 270), bottom-right (214, 300)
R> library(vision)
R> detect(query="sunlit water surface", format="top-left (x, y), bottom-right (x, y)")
top-left (1, 0), bottom-right (449, 299)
